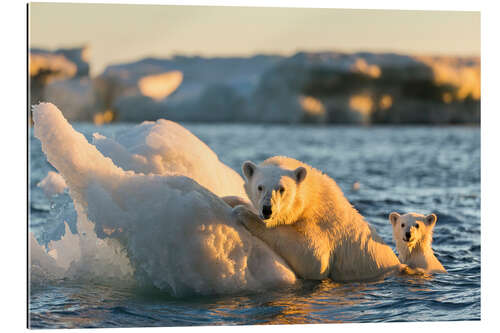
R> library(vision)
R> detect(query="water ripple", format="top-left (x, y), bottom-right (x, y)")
top-left (29, 124), bottom-right (480, 328)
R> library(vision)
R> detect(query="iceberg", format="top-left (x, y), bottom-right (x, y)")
top-left (29, 46), bottom-right (93, 122)
top-left (31, 103), bottom-right (296, 296)
top-left (29, 49), bottom-right (479, 124)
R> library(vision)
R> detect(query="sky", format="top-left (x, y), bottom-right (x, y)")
top-left (29, 2), bottom-right (480, 77)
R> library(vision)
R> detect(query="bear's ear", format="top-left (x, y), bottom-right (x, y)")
top-left (242, 161), bottom-right (257, 181)
top-left (389, 212), bottom-right (400, 226)
top-left (424, 213), bottom-right (437, 227)
top-left (294, 167), bottom-right (307, 184)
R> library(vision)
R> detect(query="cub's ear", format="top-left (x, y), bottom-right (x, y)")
top-left (294, 167), bottom-right (307, 184)
top-left (242, 161), bottom-right (257, 182)
top-left (389, 212), bottom-right (400, 226)
top-left (424, 213), bottom-right (437, 227)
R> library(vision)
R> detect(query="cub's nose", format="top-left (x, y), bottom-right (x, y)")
top-left (405, 231), bottom-right (411, 239)
top-left (262, 205), bottom-right (272, 219)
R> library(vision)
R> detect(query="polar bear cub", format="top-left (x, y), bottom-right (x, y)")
top-left (233, 156), bottom-right (404, 282)
top-left (389, 212), bottom-right (446, 274)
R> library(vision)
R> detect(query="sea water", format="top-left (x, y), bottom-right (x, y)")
top-left (29, 123), bottom-right (480, 328)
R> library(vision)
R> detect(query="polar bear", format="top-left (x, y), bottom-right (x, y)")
top-left (389, 212), bottom-right (446, 274)
top-left (232, 156), bottom-right (404, 282)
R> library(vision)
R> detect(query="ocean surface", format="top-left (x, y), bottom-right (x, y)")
top-left (29, 123), bottom-right (480, 328)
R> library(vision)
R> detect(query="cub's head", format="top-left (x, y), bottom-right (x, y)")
top-left (389, 212), bottom-right (437, 250)
top-left (241, 160), bottom-right (307, 225)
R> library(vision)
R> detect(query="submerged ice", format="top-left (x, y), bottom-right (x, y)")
top-left (31, 103), bottom-right (296, 296)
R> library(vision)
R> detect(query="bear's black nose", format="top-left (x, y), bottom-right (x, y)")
top-left (262, 205), bottom-right (272, 219)
top-left (405, 231), bottom-right (411, 239)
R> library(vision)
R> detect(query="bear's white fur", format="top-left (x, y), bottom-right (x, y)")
top-left (233, 156), bottom-right (403, 281)
top-left (389, 212), bottom-right (446, 274)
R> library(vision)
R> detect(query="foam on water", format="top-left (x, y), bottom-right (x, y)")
top-left (31, 103), bottom-right (296, 296)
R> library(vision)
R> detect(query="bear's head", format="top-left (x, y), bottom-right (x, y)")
top-left (241, 160), bottom-right (307, 226)
top-left (389, 212), bottom-right (437, 251)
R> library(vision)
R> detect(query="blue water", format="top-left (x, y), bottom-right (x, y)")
top-left (29, 124), bottom-right (480, 328)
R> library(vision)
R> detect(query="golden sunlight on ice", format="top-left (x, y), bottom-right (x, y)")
top-left (351, 58), bottom-right (381, 78)
top-left (349, 94), bottom-right (374, 115)
top-left (93, 110), bottom-right (115, 125)
top-left (300, 96), bottom-right (326, 116)
top-left (379, 94), bottom-right (393, 110)
top-left (138, 71), bottom-right (183, 101)
top-left (29, 54), bottom-right (77, 82)
top-left (80, 45), bottom-right (91, 63)
top-left (442, 92), bottom-right (453, 104)
top-left (418, 56), bottom-right (480, 101)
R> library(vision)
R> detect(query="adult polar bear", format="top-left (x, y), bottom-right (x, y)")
top-left (234, 156), bottom-right (404, 281)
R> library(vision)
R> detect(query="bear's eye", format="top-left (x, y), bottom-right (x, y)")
top-left (257, 185), bottom-right (263, 192)
top-left (415, 224), bottom-right (419, 229)
top-left (401, 223), bottom-right (405, 228)
top-left (278, 186), bottom-right (285, 194)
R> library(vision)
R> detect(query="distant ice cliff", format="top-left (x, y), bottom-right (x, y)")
top-left (29, 48), bottom-right (480, 125)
